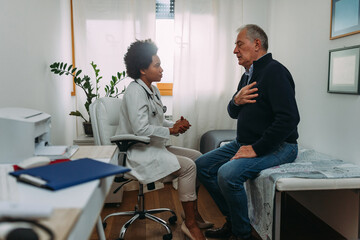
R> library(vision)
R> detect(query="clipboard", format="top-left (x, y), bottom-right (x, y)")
top-left (9, 158), bottom-right (130, 191)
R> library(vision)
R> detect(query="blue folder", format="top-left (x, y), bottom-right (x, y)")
top-left (9, 158), bottom-right (130, 191)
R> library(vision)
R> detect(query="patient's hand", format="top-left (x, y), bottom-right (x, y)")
top-left (231, 145), bottom-right (257, 160)
top-left (233, 81), bottom-right (258, 105)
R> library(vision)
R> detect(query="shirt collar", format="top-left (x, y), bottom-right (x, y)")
top-left (245, 65), bottom-right (253, 80)
top-left (245, 52), bottom-right (270, 80)
top-left (135, 79), bottom-right (163, 105)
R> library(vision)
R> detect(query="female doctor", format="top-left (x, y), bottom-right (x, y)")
top-left (117, 39), bottom-right (210, 240)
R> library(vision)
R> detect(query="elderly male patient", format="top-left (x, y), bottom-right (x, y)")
top-left (196, 24), bottom-right (300, 240)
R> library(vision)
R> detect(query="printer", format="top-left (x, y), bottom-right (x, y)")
top-left (0, 107), bottom-right (51, 164)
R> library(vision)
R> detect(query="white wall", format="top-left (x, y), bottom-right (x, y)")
top-left (268, 0), bottom-right (360, 164)
top-left (0, 0), bottom-right (74, 145)
top-left (243, 0), bottom-right (271, 33)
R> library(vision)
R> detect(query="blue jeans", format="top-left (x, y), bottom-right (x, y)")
top-left (196, 140), bottom-right (298, 238)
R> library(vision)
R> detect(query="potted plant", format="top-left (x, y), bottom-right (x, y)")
top-left (50, 61), bottom-right (126, 136)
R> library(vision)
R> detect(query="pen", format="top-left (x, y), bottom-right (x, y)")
top-left (18, 174), bottom-right (47, 187)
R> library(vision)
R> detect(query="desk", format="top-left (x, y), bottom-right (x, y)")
top-left (16, 145), bottom-right (117, 240)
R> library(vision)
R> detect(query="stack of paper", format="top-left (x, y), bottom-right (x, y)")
top-left (35, 142), bottom-right (79, 160)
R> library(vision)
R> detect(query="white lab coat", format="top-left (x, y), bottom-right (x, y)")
top-left (116, 80), bottom-right (180, 184)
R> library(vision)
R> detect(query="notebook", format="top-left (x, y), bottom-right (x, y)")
top-left (9, 158), bottom-right (130, 191)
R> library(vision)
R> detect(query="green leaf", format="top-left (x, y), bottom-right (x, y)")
top-left (69, 110), bottom-right (88, 122)
top-left (69, 111), bottom-right (82, 117)
top-left (74, 77), bottom-right (81, 84)
top-left (51, 60), bottom-right (126, 120)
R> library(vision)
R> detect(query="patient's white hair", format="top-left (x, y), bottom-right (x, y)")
top-left (237, 24), bottom-right (268, 51)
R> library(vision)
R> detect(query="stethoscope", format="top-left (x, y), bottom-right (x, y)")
top-left (135, 80), bottom-right (167, 116)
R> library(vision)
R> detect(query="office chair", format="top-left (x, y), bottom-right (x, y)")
top-left (90, 97), bottom-right (177, 240)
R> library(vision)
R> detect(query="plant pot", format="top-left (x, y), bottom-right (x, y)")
top-left (83, 122), bottom-right (93, 136)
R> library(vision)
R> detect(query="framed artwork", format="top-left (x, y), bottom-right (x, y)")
top-left (328, 45), bottom-right (360, 94)
top-left (330, 0), bottom-right (360, 39)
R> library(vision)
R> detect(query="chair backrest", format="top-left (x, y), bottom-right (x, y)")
top-left (90, 97), bottom-right (122, 146)
top-left (91, 98), bottom-right (163, 191)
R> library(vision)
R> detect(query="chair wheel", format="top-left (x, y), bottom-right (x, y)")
top-left (163, 233), bottom-right (172, 240)
top-left (102, 222), bottom-right (107, 229)
top-left (168, 215), bottom-right (177, 225)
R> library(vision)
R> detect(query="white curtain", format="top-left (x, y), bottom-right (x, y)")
top-left (72, 0), bottom-right (156, 134)
top-left (172, 0), bottom-right (243, 150)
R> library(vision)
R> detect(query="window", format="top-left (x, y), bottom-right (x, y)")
top-left (156, 0), bottom-right (174, 19)
top-left (156, 0), bottom-right (174, 89)
top-left (156, 0), bottom-right (174, 114)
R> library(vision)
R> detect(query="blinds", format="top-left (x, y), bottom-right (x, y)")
top-left (156, 0), bottom-right (174, 19)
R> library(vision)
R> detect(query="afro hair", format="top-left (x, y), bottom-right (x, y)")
top-left (123, 39), bottom-right (158, 79)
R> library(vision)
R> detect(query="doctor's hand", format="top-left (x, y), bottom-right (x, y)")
top-left (170, 116), bottom-right (191, 135)
top-left (233, 81), bottom-right (258, 105)
top-left (230, 145), bottom-right (257, 160)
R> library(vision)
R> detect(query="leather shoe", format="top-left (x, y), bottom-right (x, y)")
top-left (204, 221), bottom-right (232, 238)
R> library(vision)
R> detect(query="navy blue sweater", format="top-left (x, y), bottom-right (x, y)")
top-left (227, 53), bottom-right (300, 156)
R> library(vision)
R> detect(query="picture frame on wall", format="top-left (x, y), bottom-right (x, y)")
top-left (330, 0), bottom-right (360, 39)
top-left (328, 45), bottom-right (360, 94)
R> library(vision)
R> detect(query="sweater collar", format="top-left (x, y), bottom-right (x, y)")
top-left (253, 52), bottom-right (272, 70)
top-left (244, 53), bottom-right (272, 84)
